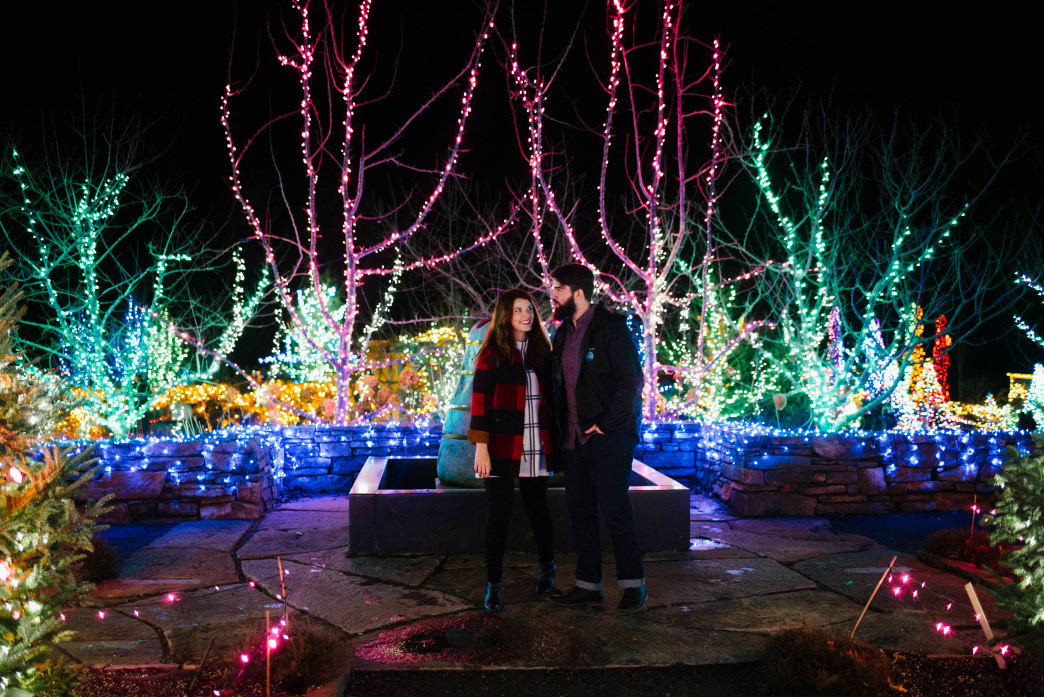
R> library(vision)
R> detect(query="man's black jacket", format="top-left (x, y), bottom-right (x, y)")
top-left (550, 304), bottom-right (643, 446)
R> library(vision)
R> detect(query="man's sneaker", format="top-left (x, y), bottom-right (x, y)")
top-left (548, 585), bottom-right (603, 608)
top-left (617, 585), bottom-right (647, 613)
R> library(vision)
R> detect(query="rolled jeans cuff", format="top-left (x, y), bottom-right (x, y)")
top-left (618, 577), bottom-right (645, 589)
top-left (575, 579), bottom-right (602, 592)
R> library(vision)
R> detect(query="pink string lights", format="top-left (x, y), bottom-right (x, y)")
top-left (880, 565), bottom-right (1014, 665)
top-left (221, 1), bottom-right (506, 424)
top-left (508, 2), bottom-right (765, 420)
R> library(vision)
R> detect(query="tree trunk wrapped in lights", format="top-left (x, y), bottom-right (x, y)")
top-left (0, 253), bottom-right (110, 691)
top-left (507, 1), bottom-right (769, 420)
top-left (222, 0), bottom-right (509, 424)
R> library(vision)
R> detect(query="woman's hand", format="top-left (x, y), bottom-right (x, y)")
top-left (474, 443), bottom-right (492, 478)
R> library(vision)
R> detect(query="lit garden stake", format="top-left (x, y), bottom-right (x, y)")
top-left (850, 555), bottom-right (896, 639)
top-left (773, 393), bottom-right (786, 429)
top-left (277, 555), bottom-right (289, 632)
top-left (964, 582), bottom-right (1005, 669)
top-left (266, 610), bottom-right (272, 697)
top-left (970, 494), bottom-right (979, 540)
top-left (187, 636), bottom-right (216, 696)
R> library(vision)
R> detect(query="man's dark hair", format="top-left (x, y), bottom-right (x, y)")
top-left (551, 263), bottom-right (594, 301)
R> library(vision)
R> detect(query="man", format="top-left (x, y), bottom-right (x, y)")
top-left (546, 263), bottom-right (646, 612)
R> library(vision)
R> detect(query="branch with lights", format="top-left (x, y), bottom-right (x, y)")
top-left (221, 0), bottom-right (511, 425)
top-left (1013, 272), bottom-right (1044, 352)
top-left (508, 2), bottom-right (768, 420)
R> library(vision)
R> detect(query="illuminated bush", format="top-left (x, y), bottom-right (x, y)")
top-left (0, 256), bottom-right (110, 691)
top-left (991, 436), bottom-right (1044, 654)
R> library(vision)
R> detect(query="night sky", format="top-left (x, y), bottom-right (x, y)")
top-left (5, 3), bottom-right (1038, 200)
top-left (2, 2), bottom-right (1041, 394)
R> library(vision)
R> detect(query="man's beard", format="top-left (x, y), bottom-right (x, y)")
top-left (553, 296), bottom-right (576, 321)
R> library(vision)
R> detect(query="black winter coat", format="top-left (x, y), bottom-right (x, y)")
top-left (550, 305), bottom-right (643, 446)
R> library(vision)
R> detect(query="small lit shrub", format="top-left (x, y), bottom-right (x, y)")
top-left (762, 625), bottom-right (891, 697)
top-left (991, 436), bottom-right (1044, 656)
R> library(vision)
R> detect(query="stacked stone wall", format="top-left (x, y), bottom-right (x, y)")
top-left (632, 422), bottom-right (703, 490)
top-left (76, 432), bottom-right (280, 522)
top-left (82, 421), bottom-right (1035, 520)
top-left (277, 423), bottom-right (441, 491)
top-left (80, 423), bottom-right (441, 521)
top-left (693, 424), bottom-right (1038, 517)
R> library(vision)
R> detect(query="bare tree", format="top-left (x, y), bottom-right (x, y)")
top-left (506, 0), bottom-right (768, 419)
top-left (222, 0), bottom-right (519, 423)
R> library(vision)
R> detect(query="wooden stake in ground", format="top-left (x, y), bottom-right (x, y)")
top-left (187, 636), bottom-right (215, 696)
top-left (851, 555), bottom-right (897, 639)
top-left (965, 582), bottom-right (1006, 669)
top-left (277, 555), bottom-right (288, 630)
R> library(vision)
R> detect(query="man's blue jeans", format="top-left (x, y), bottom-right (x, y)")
top-left (562, 430), bottom-right (644, 589)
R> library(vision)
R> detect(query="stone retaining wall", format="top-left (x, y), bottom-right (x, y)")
top-left (692, 423), bottom-right (1039, 517)
top-left (632, 422), bottom-right (704, 491)
top-left (76, 431), bottom-right (281, 522)
top-left (277, 423), bottom-right (442, 491)
top-left (81, 421), bottom-right (1037, 520)
top-left (78, 423), bottom-right (441, 521)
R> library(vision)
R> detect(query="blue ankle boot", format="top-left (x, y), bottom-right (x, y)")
top-left (484, 581), bottom-right (503, 612)
top-left (536, 562), bottom-right (556, 594)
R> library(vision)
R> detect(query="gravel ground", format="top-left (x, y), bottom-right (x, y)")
top-left (338, 656), bottom-right (1044, 697)
top-left (72, 654), bottom-right (1044, 697)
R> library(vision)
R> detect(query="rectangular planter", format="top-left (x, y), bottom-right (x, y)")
top-left (349, 456), bottom-right (690, 554)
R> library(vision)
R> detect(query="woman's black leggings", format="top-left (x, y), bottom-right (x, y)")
top-left (483, 476), bottom-right (554, 582)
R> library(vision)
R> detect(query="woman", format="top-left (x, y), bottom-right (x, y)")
top-left (468, 288), bottom-right (556, 612)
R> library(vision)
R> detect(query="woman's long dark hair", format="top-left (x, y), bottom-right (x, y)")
top-left (477, 288), bottom-right (551, 370)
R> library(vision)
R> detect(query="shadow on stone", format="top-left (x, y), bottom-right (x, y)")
top-left (354, 612), bottom-right (605, 667)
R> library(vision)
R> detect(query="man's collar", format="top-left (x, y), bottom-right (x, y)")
top-left (571, 303), bottom-right (594, 328)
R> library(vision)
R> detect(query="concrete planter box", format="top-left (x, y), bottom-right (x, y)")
top-left (348, 456), bottom-right (690, 554)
